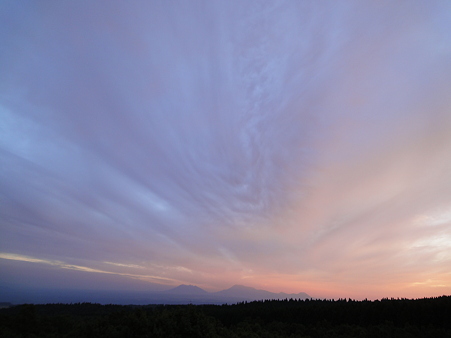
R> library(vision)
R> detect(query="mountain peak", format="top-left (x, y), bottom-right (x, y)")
top-left (163, 284), bottom-right (310, 303)
top-left (214, 284), bottom-right (311, 301)
top-left (165, 284), bottom-right (207, 295)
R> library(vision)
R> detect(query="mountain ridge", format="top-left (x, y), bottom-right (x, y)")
top-left (0, 282), bottom-right (311, 305)
top-left (164, 284), bottom-right (208, 295)
top-left (212, 284), bottom-right (311, 301)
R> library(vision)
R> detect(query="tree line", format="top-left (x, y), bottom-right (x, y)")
top-left (1, 295), bottom-right (450, 337)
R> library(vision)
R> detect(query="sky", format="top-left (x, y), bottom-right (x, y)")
top-left (1, 0), bottom-right (451, 301)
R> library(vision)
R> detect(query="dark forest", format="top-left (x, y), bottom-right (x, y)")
top-left (1, 296), bottom-right (450, 337)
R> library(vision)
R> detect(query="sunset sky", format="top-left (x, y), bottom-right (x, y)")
top-left (1, 0), bottom-right (451, 301)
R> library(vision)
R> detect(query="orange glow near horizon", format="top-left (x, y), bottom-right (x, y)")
top-left (2, 253), bottom-right (450, 300)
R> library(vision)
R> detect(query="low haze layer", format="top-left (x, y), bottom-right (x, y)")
top-left (1, 0), bottom-right (451, 300)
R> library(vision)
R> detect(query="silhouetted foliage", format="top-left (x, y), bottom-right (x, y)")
top-left (0, 296), bottom-right (450, 337)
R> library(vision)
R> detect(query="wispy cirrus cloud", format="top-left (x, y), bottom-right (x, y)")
top-left (1, 0), bottom-right (451, 299)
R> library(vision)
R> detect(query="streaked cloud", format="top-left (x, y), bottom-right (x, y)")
top-left (0, 252), bottom-right (181, 285)
top-left (1, 0), bottom-right (451, 299)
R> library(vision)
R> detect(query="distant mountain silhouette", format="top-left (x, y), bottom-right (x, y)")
top-left (215, 284), bottom-right (268, 298)
top-left (0, 282), bottom-right (310, 305)
top-left (164, 284), bottom-right (208, 295)
top-left (158, 284), bottom-right (310, 304)
top-left (214, 284), bottom-right (310, 301)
